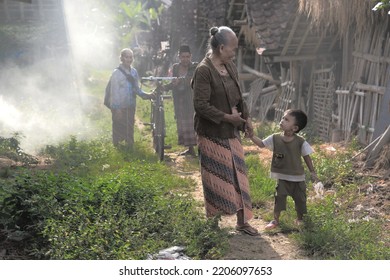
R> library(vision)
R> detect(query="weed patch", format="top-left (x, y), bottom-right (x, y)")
top-left (0, 138), bottom-right (228, 260)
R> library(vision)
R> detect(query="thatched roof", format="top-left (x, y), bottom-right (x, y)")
top-left (298, 0), bottom-right (382, 36)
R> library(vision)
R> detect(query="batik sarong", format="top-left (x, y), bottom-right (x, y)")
top-left (197, 135), bottom-right (253, 223)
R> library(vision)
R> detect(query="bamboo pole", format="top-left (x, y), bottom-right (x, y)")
top-left (365, 125), bottom-right (390, 168)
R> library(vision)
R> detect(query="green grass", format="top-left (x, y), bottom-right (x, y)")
top-left (0, 71), bottom-right (228, 260)
top-left (1, 68), bottom-right (388, 260)
top-left (0, 136), bottom-right (228, 260)
top-left (247, 123), bottom-right (390, 259)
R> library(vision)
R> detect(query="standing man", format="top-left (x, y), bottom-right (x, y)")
top-left (107, 48), bottom-right (154, 148)
top-left (165, 45), bottom-right (198, 156)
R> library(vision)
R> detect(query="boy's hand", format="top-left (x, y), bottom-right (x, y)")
top-left (310, 171), bottom-right (319, 182)
top-left (244, 118), bottom-right (254, 138)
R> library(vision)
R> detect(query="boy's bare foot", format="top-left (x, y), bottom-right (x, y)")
top-left (265, 220), bottom-right (279, 230)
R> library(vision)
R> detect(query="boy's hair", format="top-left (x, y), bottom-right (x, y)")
top-left (286, 109), bottom-right (307, 133)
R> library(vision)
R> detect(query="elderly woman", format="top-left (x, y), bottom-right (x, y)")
top-left (191, 26), bottom-right (258, 236)
top-left (107, 48), bottom-right (154, 148)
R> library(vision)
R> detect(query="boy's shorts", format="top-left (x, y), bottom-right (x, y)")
top-left (274, 179), bottom-right (307, 215)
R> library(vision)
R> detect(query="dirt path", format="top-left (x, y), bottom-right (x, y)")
top-left (166, 150), bottom-right (308, 260)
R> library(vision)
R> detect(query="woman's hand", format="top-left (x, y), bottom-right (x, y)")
top-left (224, 112), bottom-right (246, 127)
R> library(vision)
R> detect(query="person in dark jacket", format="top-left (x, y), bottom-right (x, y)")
top-left (191, 26), bottom-right (258, 236)
top-left (165, 45), bottom-right (198, 156)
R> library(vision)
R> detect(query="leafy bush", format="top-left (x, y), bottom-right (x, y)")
top-left (41, 166), bottom-right (226, 260)
top-left (0, 134), bottom-right (38, 165)
top-left (0, 146), bottom-right (227, 260)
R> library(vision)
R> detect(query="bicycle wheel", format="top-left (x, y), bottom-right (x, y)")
top-left (154, 106), bottom-right (165, 161)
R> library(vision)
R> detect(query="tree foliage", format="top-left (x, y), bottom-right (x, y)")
top-left (117, 0), bottom-right (166, 47)
top-left (373, 0), bottom-right (390, 10)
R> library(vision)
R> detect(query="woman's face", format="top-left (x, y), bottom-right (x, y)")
top-left (219, 32), bottom-right (238, 63)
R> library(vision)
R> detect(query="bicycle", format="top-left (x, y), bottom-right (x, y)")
top-left (141, 76), bottom-right (177, 161)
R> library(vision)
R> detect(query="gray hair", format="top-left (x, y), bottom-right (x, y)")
top-left (207, 26), bottom-right (235, 54)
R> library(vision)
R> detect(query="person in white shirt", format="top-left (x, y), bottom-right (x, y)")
top-left (250, 109), bottom-right (319, 230)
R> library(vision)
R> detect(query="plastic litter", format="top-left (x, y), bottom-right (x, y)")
top-left (313, 181), bottom-right (324, 199)
top-left (146, 246), bottom-right (191, 260)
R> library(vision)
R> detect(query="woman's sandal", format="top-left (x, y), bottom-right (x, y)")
top-left (235, 223), bottom-right (259, 236)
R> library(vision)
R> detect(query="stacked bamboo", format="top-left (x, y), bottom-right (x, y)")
top-left (247, 78), bottom-right (266, 115)
top-left (311, 66), bottom-right (335, 141)
top-left (335, 83), bottom-right (385, 143)
top-left (345, 18), bottom-right (390, 144)
top-left (245, 78), bottom-right (279, 122)
top-left (334, 84), bottom-right (357, 141)
top-left (351, 18), bottom-right (390, 87)
top-left (257, 85), bottom-right (278, 122)
top-left (274, 81), bottom-right (294, 122)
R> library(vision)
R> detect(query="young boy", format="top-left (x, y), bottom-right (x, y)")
top-left (250, 109), bottom-right (318, 229)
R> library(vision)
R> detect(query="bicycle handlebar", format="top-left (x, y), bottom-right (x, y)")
top-left (141, 76), bottom-right (180, 81)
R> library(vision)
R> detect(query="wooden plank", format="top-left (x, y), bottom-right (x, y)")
top-left (272, 54), bottom-right (332, 62)
top-left (355, 82), bottom-right (385, 95)
top-left (372, 77), bottom-right (390, 140)
top-left (227, 0), bottom-right (236, 19)
top-left (281, 13), bottom-right (300, 56)
top-left (313, 32), bottom-right (325, 53)
top-left (238, 73), bottom-right (257, 81)
top-left (352, 51), bottom-right (390, 64)
top-left (295, 25), bottom-right (311, 55)
top-left (242, 64), bottom-right (281, 85)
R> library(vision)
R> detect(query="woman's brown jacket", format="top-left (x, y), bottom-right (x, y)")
top-left (191, 56), bottom-right (249, 139)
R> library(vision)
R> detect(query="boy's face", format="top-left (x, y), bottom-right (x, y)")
top-left (279, 112), bottom-right (298, 133)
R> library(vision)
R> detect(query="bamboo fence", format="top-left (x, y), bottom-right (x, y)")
top-left (333, 17), bottom-right (389, 144)
top-left (311, 65), bottom-right (335, 141)
top-left (334, 83), bottom-right (385, 144)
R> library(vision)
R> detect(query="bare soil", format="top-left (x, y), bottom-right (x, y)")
top-left (166, 149), bottom-right (308, 260)
top-left (166, 141), bottom-right (390, 260)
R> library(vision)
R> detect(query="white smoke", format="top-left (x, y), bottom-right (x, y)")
top-left (0, 0), bottom-right (116, 154)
